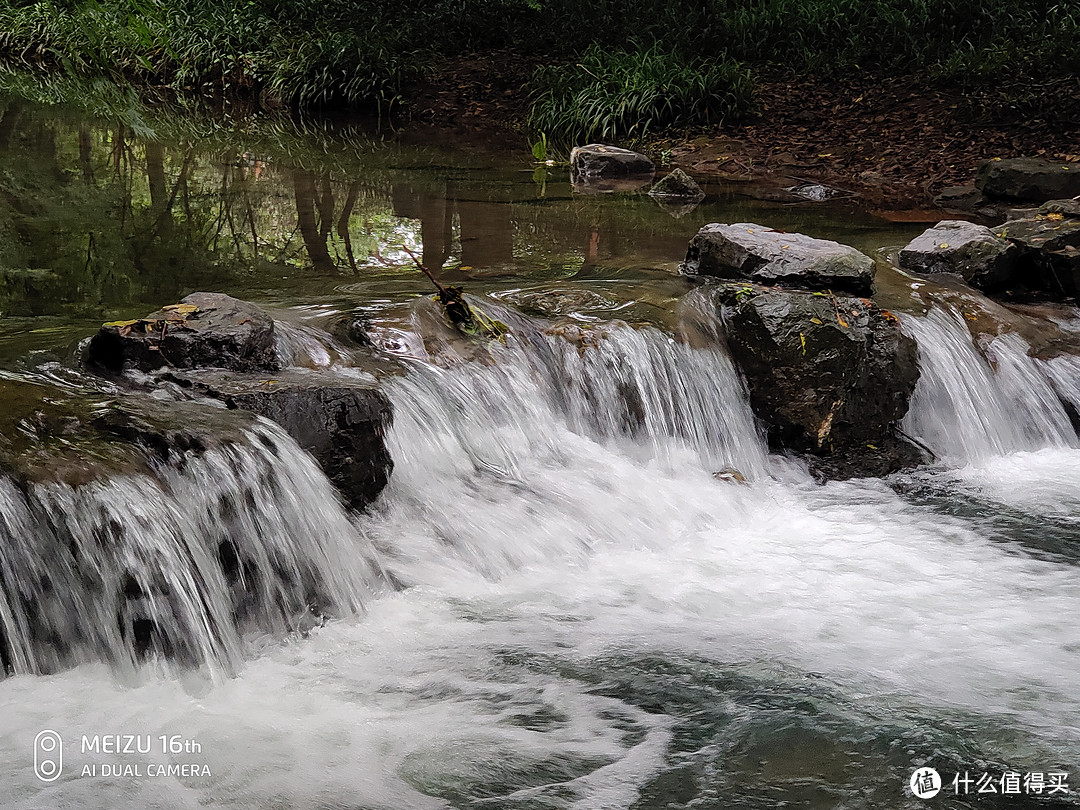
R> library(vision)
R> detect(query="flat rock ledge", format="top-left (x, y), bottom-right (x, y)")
top-left (976, 158), bottom-right (1080, 203)
top-left (681, 222), bottom-right (876, 296)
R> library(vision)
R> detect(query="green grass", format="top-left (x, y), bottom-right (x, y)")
top-left (529, 43), bottom-right (752, 144)
top-left (0, 0), bottom-right (1075, 136)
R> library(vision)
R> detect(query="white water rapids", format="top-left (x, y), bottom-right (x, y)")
top-left (2, 306), bottom-right (1080, 808)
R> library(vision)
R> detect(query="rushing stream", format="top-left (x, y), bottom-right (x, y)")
top-left (1, 91), bottom-right (1079, 808)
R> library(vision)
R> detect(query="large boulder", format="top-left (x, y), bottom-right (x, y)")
top-left (898, 220), bottom-right (1019, 290)
top-left (162, 369), bottom-right (393, 510)
top-left (976, 158), bottom-right (1080, 203)
top-left (570, 144), bottom-right (654, 181)
top-left (716, 284), bottom-right (922, 477)
top-left (88, 292), bottom-right (281, 374)
top-left (681, 223), bottom-right (876, 296)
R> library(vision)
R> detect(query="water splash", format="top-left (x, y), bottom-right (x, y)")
top-left (0, 421), bottom-right (384, 678)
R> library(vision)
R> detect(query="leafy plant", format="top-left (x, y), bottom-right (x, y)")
top-left (528, 42), bottom-right (753, 144)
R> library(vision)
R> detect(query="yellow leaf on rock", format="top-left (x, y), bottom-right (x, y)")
top-left (103, 319), bottom-right (139, 328)
top-left (162, 304), bottom-right (199, 315)
top-left (1047, 212), bottom-right (1065, 221)
top-left (939, 242), bottom-right (950, 248)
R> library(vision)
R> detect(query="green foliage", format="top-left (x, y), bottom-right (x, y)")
top-left (0, 0), bottom-right (1076, 118)
top-left (529, 43), bottom-right (752, 144)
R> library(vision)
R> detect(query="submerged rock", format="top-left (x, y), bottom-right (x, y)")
top-left (163, 369), bottom-right (393, 510)
top-left (716, 284), bottom-right (923, 476)
top-left (0, 378), bottom-right (256, 486)
top-left (648, 168), bottom-right (704, 201)
top-left (898, 220), bottom-right (1019, 290)
top-left (88, 292), bottom-right (281, 374)
top-left (570, 144), bottom-right (654, 181)
top-left (681, 223), bottom-right (876, 296)
top-left (976, 157), bottom-right (1080, 203)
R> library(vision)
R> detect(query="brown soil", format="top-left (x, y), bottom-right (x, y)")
top-left (406, 55), bottom-right (1080, 213)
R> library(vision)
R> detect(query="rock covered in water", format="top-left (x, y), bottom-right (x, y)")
top-left (976, 157), bottom-right (1080, 202)
top-left (0, 378), bottom-right (258, 487)
top-left (163, 369), bottom-right (393, 510)
top-left (681, 223), bottom-right (876, 296)
top-left (88, 292), bottom-right (281, 374)
top-left (716, 284), bottom-right (923, 477)
top-left (648, 168), bottom-right (704, 201)
top-left (570, 144), bottom-right (654, 180)
top-left (898, 220), bottom-right (1019, 290)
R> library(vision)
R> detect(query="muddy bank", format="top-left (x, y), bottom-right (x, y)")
top-left (407, 56), bottom-right (1079, 212)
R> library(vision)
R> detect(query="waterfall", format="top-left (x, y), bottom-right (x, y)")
top-left (0, 421), bottom-right (384, 677)
top-left (902, 307), bottom-right (1077, 464)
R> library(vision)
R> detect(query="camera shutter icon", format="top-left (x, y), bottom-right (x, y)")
top-left (34, 730), bottom-right (63, 782)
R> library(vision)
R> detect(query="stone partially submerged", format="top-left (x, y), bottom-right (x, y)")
top-left (680, 222), bottom-right (876, 296)
top-left (88, 292), bottom-right (281, 374)
top-left (898, 220), bottom-right (1019, 290)
top-left (648, 168), bottom-right (704, 201)
top-left (901, 207), bottom-right (1080, 300)
top-left (570, 144), bottom-right (654, 181)
top-left (716, 284), bottom-right (923, 477)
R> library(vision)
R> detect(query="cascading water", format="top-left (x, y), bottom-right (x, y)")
top-left (902, 306), bottom-right (1078, 464)
top-left (4, 306), bottom-right (1080, 809)
top-left (0, 420), bottom-right (385, 678)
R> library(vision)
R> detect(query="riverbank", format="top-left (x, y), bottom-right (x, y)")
top-left (408, 54), bottom-right (1080, 212)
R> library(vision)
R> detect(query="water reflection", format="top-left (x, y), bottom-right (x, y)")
top-left (0, 94), bottom-right (923, 363)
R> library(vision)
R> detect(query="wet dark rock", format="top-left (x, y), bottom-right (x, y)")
top-left (329, 309), bottom-right (374, 347)
top-left (898, 220), bottom-right (1019, 290)
top-left (0, 378), bottom-right (255, 485)
top-left (570, 144), bottom-right (654, 181)
top-left (648, 168), bottom-right (704, 201)
top-left (681, 223), bottom-right (875, 296)
top-left (976, 157), bottom-right (1080, 202)
top-left (716, 284), bottom-right (923, 477)
top-left (162, 369), bottom-right (393, 510)
top-left (1039, 197), bottom-right (1080, 218)
top-left (88, 292), bottom-right (281, 374)
top-left (934, 185), bottom-right (983, 210)
top-left (998, 214), bottom-right (1080, 298)
top-left (90, 397), bottom-right (257, 466)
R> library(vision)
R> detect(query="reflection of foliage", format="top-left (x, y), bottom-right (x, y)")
top-left (0, 97), bottom-right (412, 320)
